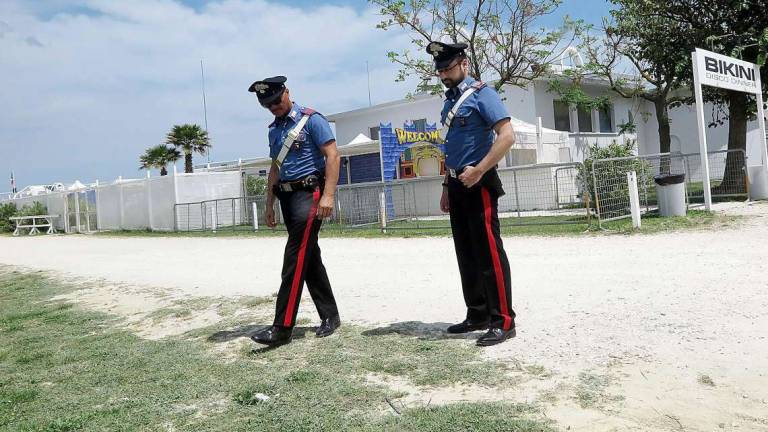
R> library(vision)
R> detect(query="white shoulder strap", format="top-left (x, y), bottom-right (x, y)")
top-left (274, 114), bottom-right (311, 168)
top-left (443, 86), bottom-right (478, 128)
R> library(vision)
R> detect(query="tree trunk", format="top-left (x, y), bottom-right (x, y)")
top-left (654, 95), bottom-right (672, 174)
top-left (716, 91), bottom-right (748, 195)
top-left (160, 167), bottom-right (168, 176)
top-left (185, 153), bottom-right (193, 174)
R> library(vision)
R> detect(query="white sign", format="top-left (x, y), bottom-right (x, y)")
top-left (694, 48), bottom-right (762, 94)
top-left (691, 48), bottom-right (768, 208)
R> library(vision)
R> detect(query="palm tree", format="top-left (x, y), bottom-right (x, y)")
top-left (139, 145), bottom-right (181, 176)
top-left (164, 124), bottom-right (211, 173)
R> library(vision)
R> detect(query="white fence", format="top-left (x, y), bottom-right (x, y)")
top-left (2, 171), bottom-right (243, 232)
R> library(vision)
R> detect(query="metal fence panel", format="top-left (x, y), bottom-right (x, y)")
top-left (174, 161), bottom-right (591, 233)
top-left (590, 150), bottom-right (748, 224)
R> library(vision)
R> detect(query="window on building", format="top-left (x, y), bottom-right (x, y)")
top-left (599, 105), bottom-right (613, 133)
top-left (577, 104), bottom-right (593, 132)
top-left (412, 118), bottom-right (427, 132)
top-left (369, 126), bottom-right (380, 141)
top-left (553, 101), bottom-right (571, 131)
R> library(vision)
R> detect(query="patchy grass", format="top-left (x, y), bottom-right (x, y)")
top-left (697, 374), bottom-right (716, 387)
top-left (0, 267), bottom-right (554, 431)
top-left (573, 372), bottom-right (624, 410)
top-left (524, 364), bottom-right (551, 378)
top-left (597, 210), bottom-right (741, 234)
top-left (145, 295), bottom-right (275, 323)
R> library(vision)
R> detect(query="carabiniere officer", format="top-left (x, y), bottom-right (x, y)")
top-left (248, 76), bottom-right (341, 346)
top-left (429, 41), bottom-right (518, 346)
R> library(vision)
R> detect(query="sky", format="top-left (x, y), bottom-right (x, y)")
top-left (0, 0), bottom-right (612, 188)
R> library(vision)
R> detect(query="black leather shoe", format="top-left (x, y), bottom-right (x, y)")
top-left (251, 325), bottom-right (293, 345)
top-left (315, 316), bottom-right (341, 338)
top-left (446, 319), bottom-right (490, 334)
top-left (476, 327), bottom-right (516, 346)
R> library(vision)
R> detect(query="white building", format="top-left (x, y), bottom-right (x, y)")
top-left (191, 48), bottom-right (765, 186)
top-left (327, 73), bottom-right (765, 182)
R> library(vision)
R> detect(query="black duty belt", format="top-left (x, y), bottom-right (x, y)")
top-left (447, 164), bottom-right (498, 178)
top-left (447, 167), bottom-right (466, 178)
top-left (276, 174), bottom-right (322, 193)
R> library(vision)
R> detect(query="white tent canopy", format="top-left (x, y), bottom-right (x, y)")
top-left (338, 133), bottom-right (380, 156)
top-left (339, 117), bottom-right (568, 153)
top-left (509, 116), bottom-right (569, 149)
top-left (68, 180), bottom-right (87, 191)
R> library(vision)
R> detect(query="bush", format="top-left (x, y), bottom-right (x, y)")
top-left (0, 202), bottom-right (18, 233)
top-left (1, 202), bottom-right (49, 234)
top-left (18, 202), bottom-right (48, 217)
top-left (245, 175), bottom-right (268, 196)
top-left (578, 139), bottom-right (652, 211)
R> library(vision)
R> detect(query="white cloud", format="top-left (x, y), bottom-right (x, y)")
top-left (0, 0), bottom-right (421, 185)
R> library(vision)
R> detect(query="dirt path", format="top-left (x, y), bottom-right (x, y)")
top-left (2, 201), bottom-right (767, 431)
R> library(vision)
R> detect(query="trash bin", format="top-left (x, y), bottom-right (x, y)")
top-left (654, 173), bottom-right (686, 217)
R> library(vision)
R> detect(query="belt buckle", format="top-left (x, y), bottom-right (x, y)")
top-left (281, 183), bottom-right (293, 192)
top-left (448, 168), bottom-right (458, 178)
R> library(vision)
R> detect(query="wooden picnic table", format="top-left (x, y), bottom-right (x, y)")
top-left (9, 215), bottom-right (60, 236)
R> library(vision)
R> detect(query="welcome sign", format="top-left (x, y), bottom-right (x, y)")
top-left (694, 48), bottom-right (762, 94)
top-left (394, 128), bottom-right (444, 146)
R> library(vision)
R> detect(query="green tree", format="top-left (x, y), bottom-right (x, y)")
top-left (139, 144), bottom-right (181, 176)
top-left (580, 1), bottom-right (692, 157)
top-left (165, 124), bottom-right (211, 174)
top-left (656, 0), bottom-right (768, 192)
top-left (371, 0), bottom-right (586, 94)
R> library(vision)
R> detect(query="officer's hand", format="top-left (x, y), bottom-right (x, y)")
top-left (458, 166), bottom-right (483, 188)
top-left (440, 188), bottom-right (450, 213)
top-left (265, 205), bottom-right (277, 228)
top-left (317, 194), bottom-right (334, 219)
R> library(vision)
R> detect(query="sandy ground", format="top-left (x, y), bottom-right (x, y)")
top-left (1, 201), bottom-right (767, 431)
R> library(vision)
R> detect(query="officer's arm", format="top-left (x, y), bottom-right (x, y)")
top-left (476, 119), bottom-right (515, 173)
top-left (318, 140), bottom-right (340, 198)
top-left (266, 161), bottom-right (279, 207)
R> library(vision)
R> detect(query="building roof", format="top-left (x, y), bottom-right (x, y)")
top-left (327, 72), bottom-right (635, 121)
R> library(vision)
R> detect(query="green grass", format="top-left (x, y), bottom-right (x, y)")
top-left (92, 209), bottom-right (742, 239)
top-left (0, 267), bottom-right (555, 431)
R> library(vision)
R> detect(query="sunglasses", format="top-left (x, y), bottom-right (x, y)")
top-left (260, 89), bottom-right (285, 109)
top-left (436, 60), bottom-right (461, 74)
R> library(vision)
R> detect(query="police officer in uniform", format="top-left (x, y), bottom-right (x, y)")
top-left (428, 42), bottom-right (517, 346)
top-left (248, 76), bottom-right (341, 346)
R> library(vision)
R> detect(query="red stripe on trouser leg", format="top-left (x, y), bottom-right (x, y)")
top-left (283, 189), bottom-right (321, 327)
top-left (481, 188), bottom-right (512, 330)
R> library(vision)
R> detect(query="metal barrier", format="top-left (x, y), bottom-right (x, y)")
top-left (589, 149), bottom-right (748, 225)
top-left (174, 196), bottom-right (284, 232)
top-left (174, 161), bottom-right (591, 232)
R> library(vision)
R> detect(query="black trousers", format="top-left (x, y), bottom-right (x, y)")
top-left (272, 186), bottom-right (338, 328)
top-left (448, 170), bottom-right (515, 330)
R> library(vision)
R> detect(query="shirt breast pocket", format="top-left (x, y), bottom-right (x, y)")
top-left (454, 106), bottom-right (474, 127)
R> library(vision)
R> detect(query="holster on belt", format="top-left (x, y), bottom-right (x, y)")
top-left (273, 174), bottom-right (324, 194)
top-left (477, 168), bottom-right (505, 197)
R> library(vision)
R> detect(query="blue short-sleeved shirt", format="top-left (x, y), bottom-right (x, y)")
top-left (268, 102), bottom-right (335, 181)
top-left (440, 76), bottom-right (510, 169)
